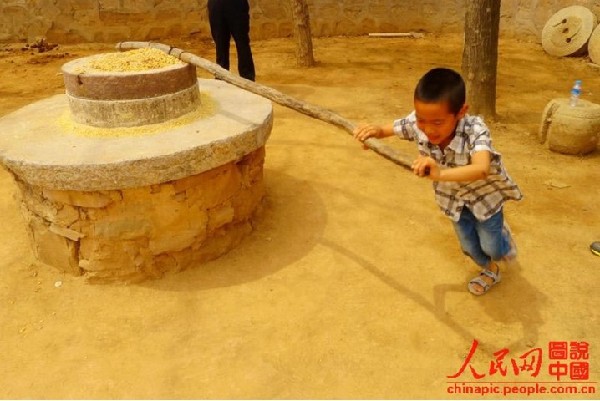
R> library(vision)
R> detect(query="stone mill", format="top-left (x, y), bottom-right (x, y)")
top-left (539, 98), bottom-right (600, 155)
top-left (0, 48), bottom-right (273, 282)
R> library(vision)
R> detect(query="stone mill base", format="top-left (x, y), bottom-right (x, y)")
top-left (15, 147), bottom-right (266, 283)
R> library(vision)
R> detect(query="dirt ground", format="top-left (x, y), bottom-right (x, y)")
top-left (0, 34), bottom-right (598, 399)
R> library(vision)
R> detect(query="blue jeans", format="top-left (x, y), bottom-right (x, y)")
top-left (452, 207), bottom-right (511, 268)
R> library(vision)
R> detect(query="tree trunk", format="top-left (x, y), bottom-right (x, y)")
top-left (289, 0), bottom-right (315, 67)
top-left (461, 0), bottom-right (501, 119)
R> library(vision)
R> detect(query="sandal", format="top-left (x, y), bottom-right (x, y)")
top-left (468, 268), bottom-right (501, 295)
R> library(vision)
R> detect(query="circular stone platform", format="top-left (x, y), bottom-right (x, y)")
top-left (0, 78), bottom-right (273, 282)
top-left (0, 79), bottom-right (272, 191)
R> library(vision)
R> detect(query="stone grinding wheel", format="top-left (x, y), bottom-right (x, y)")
top-left (539, 98), bottom-right (600, 155)
top-left (588, 24), bottom-right (600, 64)
top-left (61, 53), bottom-right (200, 128)
top-left (541, 5), bottom-right (597, 57)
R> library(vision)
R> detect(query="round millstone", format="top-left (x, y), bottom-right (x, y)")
top-left (62, 55), bottom-right (198, 100)
top-left (541, 5), bottom-right (597, 57)
top-left (62, 54), bottom-right (201, 127)
top-left (66, 85), bottom-right (201, 128)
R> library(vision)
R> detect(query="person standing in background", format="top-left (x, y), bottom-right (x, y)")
top-left (207, 0), bottom-right (256, 81)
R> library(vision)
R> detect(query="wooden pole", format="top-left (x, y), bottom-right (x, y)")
top-left (117, 41), bottom-right (415, 171)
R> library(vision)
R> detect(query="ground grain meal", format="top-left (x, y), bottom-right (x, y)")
top-left (82, 48), bottom-right (184, 72)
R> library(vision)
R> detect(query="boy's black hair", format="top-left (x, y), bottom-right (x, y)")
top-left (414, 68), bottom-right (466, 115)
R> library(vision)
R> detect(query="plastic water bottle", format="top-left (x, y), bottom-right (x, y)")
top-left (570, 80), bottom-right (582, 107)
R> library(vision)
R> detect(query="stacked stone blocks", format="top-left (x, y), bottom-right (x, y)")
top-left (15, 147), bottom-right (265, 282)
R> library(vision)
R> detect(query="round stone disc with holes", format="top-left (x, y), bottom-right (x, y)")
top-left (588, 24), bottom-right (600, 64)
top-left (541, 6), bottom-right (597, 57)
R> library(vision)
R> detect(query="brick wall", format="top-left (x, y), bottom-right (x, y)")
top-left (1, 0), bottom-right (599, 43)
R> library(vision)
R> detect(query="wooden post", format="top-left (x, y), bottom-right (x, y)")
top-left (462, 0), bottom-right (501, 119)
top-left (289, 0), bottom-right (315, 67)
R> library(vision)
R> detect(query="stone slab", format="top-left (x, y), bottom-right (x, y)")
top-left (0, 79), bottom-right (273, 191)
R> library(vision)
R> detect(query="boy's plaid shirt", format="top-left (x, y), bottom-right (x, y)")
top-left (393, 112), bottom-right (523, 222)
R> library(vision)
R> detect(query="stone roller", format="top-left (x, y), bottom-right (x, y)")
top-left (541, 5), bottom-right (597, 57)
top-left (539, 98), bottom-right (600, 155)
top-left (62, 53), bottom-right (200, 128)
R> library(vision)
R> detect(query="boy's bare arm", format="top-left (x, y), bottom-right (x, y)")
top-left (353, 123), bottom-right (395, 142)
top-left (413, 150), bottom-right (491, 181)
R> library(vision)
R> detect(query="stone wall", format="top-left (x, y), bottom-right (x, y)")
top-left (1, 0), bottom-right (600, 44)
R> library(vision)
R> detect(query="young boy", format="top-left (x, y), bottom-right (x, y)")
top-left (354, 68), bottom-right (522, 295)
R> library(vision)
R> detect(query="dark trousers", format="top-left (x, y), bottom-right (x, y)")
top-left (207, 0), bottom-right (256, 81)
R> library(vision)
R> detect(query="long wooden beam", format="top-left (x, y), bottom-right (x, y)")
top-left (117, 41), bottom-right (415, 170)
